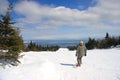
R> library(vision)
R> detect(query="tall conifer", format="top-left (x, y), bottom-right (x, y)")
top-left (0, 4), bottom-right (25, 67)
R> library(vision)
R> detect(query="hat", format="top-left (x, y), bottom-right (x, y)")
top-left (80, 40), bottom-right (84, 45)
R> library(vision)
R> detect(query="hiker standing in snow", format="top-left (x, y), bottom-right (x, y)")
top-left (76, 41), bottom-right (87, 67)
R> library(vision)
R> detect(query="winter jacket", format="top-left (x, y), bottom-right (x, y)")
top-left (76, 44), bottom-right (87, 58)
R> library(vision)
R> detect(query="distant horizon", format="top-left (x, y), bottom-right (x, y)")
top-left (23, 34), bottom-right (120, 41)
top-left (23, 39), bottom-right (86, 48)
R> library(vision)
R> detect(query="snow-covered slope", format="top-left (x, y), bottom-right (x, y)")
top-left (0, 48), bottom-right (120, 80)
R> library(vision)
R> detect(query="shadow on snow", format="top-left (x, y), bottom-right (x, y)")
top-left (60, 63), bottom-right (75, 67)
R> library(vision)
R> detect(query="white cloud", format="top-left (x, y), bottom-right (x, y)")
top-left (0, 0), bottom-right (9, 15)
top-left (88, 0), bottom-right (120, 24)
top-left (13, 0), bottom-right (120, 39)
top-left (14, 1), bottom-right (99, 28)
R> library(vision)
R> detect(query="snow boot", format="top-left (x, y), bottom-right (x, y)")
top-left (76, 64), bottom-right (80, 67)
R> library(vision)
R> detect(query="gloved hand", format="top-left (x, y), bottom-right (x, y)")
top-left (85, 53), bottom-right (86, 56)
top-left (75, 53), bottom-right (77, 56)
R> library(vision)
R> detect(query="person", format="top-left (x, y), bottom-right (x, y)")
top-left (75, 40), bottom-right (87, 67)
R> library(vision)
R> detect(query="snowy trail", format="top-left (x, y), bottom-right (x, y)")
top-left (0, 48), bottom-right (120, 80)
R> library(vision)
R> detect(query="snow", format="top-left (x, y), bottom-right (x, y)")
top-left (0, 48), bottom-right (120, 80)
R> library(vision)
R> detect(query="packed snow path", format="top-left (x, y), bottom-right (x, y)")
top-left (0, 48), bottom-right (120, 80)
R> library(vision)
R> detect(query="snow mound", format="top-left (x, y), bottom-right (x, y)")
top-left (57, 48), bottom-right (69, 52)
top-left (0, 52), bottom-right (63, 80)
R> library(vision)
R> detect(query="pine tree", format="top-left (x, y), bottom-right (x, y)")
top-left (105, 32), bottom-right (109, 39)
top-left (85, 38), bottom-right (97, 49)
top-left (0, 4), bottom-right (25, 67)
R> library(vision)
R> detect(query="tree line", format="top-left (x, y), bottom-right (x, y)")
top-left (67, 33), bottom-right (120, 50)
top-left (85, 33), bottom-right (120, 50)
top-left (26, 41), bottom-right (59, 51)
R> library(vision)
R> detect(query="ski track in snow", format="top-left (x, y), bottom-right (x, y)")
top-left (0, 48), bottom-right (120, 80)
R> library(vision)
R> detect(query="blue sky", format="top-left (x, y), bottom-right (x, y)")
top-left (35, 0), bottom-right (96, 10)
top-left (0, 0), bottom-right (120, 40)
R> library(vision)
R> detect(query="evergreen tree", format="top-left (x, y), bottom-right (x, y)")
top-left (27, 41), bottom-right (59, 51)
top-left (118, 36), bottom-right (120, 44)
top-left (85, 38), bottom-right (97, 50)
top-left (0, 4), bottom-right (25, 67)
top-left (105, 32), bottom-right (109, 39)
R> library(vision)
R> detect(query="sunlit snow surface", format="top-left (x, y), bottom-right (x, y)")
top-left (0, 48), bottom-right (120, 80)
